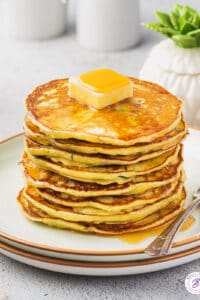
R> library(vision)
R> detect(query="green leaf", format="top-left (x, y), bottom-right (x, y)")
top-left (156, 12), bottom-right (173, 27)
top-left (180, 22), bottom-right (197, 34)
top-left (142, 22), bottom-right (161, 31)
top-left (180, 7), bottom-right (191, 19)
top-left (142, 23), bottom-right (178, 38)
top-left (179, 6), bottom-right (199, 27)
top-left (187, 28), bottom-right (200, 36)
top-left (172, 34), bottom-right (199, 48)
top-left (159, 27), bottom-right (179, 37)
top-left (191, 14), bottom-right (200, 28)
top-left (184, 6), bottom-right (198, 16)
top-left (172, 4), bottom-right (183, 17)
top-left (170, 12), bottom-right (180, 30)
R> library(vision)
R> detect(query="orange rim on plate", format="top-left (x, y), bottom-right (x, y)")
top-left (0, 239), bottom-right (200, 268)
top-left (0, 130), bottom-right (200, 256)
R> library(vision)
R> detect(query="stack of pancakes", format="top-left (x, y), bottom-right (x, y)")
top-left (17, 78), bottom-right (187, 235)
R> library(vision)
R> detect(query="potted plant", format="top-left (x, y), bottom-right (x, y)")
top-left (140, 4), bottom-right (200, 127)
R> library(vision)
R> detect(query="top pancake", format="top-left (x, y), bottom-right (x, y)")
top-left (26, 78), bottom-right (182, 146)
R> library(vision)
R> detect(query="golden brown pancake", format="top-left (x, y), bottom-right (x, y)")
top-left (17, 188), bottom-right (185, 234)
top-left (26, 78), bottom-right (182, 145)
top-left (22, 151), bottom-right (183, 197)
top-left (23, 184), bottom-right (184, 223)
top-left (37, 179), bottom-right (183, 214)
top-left (25, 144), bottom-right (181, 185)
top-left (25, 136), bottom-right (180, 167)
top-left (24, 114), bottom-right (187, 156)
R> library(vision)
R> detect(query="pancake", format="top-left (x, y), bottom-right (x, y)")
top-left (25, 137), bottom-right (180, 167)
top-left (26, 145), bottom-right (182, 185)
top-left (22, 153), bottom-right (183, 197)
top-left (25, 141), bottom-right (182, 179)
top-left (24, 115), bottom-right (187, 156)
top-left (23, 184), bottom-right (184, 223)
top-left (26, 78), bottom-right (182, 145)
top-left (37, 179), bottom-right (183, 214)
top-left (17, 188), bottom-right (185, 234)
top-left (93, 195), bottom-right (185, 234)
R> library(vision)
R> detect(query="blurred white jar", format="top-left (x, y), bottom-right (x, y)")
top-left (77, 0), bottom-right (140, 51)
top-left (2, 0), bottom-right (67, 40)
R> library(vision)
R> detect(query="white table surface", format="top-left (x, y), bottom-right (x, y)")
top-left (0, 0), bottom-right (200, 299)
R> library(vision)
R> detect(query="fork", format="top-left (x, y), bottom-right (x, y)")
top-left (144, 188), bottom-right (200, 256)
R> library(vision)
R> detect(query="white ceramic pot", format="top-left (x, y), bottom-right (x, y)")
top-left (77, 0), bottom-right (140, 51)
top-left (140, 39), bottom-right (200, 127)
top-left (2, 0), bottom-right (67, 40)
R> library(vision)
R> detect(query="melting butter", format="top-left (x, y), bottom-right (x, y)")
top-left (68, 69), bottom-right (133, 109)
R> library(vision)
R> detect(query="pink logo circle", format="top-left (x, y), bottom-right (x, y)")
top-left (185, 272), bottom-right (200, 294)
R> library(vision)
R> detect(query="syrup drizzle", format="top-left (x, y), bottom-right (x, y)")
top-left (117, 215), bottom-right (195, 245)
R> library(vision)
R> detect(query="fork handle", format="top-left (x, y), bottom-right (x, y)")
top-left (144, 197), bottom-right (200, 256)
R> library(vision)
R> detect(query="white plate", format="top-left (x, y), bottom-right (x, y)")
top-left (1, 240), bottom-right (200, 276)
top-left (0, 129), bottom-right (200, 263)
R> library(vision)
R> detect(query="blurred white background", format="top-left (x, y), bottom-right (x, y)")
top-left (0, 0), bottom-right (199, 139)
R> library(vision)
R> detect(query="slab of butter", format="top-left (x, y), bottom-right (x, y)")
top-left (68, 69), bottom-right (133, 109)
